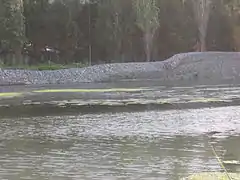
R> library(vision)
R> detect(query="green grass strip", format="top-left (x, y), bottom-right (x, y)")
top-left (33, 88), bottom-right (146, 93)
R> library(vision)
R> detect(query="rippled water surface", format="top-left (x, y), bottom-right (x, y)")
top-left (1, 106), bottom-right (240, 180)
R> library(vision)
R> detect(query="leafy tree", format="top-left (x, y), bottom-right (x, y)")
top-left (183, 0), bottom-right (213, 51)
top-left (0, 0), bottom-right (239, 66)
top-left (132, 0), bottom-right (160, 61)
top-left (222, 0), bottom-right (240, 50)
top-left (94, 0), bottom-right (137, 63)
top-left (0, 0), bottom-right (26, 65)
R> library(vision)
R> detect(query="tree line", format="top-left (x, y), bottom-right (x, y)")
top-left (0, 0), bottom-right (239, 66)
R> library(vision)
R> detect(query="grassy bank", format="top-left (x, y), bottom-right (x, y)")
top-left (0, 62), bottom-right (87, 71)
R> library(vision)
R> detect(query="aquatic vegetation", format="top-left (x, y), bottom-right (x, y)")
top-left (182, 172), bottom-right (240, 180)
top-left (0, 92), bottom-right (23, 98)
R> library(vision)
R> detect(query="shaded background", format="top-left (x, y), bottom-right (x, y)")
top-left (0, 0), bottom-right (239, 66)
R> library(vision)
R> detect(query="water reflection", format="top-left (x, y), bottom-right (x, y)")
top-left (0, 107), bottom-right (240, 179)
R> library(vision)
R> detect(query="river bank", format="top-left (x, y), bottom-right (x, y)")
top-left (1, 52), bottom-right (240, 86)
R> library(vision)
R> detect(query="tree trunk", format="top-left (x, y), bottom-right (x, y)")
top-left (15, 0), bottom-right (25, 65)
top-left (232, 26), bottom-right (240, 51)
top-left (199, 10), bottom-right (209, 52)
top-left (12, 46), bottom-right (23, 65)
top-left (144, 32), bottom-right (153, 62)
top-left (192, 0), bottom-right (212, 52)
top-left (200, 39), bottom-right (206, 52)
top-left (199, 27), bottom-right (207, 51)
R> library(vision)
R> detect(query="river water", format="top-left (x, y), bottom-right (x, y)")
top-left (1, 105), bottom-right (240, 179)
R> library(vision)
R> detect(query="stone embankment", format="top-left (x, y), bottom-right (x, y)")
top-left (1, 52), bottom-right (240, 86)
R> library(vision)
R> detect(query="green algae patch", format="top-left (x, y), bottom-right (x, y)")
top-left (188, 98), bottom-right (225, 103)
top-left (181, 172), bottom-right (240, 180)
top-left (0, 92), bottom-right (23, 98)
top-left (33, 88), bottom-right (146, 93)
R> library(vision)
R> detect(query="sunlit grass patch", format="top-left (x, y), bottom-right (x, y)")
top-left (33, 88), bottom-right (146, 93)
top-left (181, 172), bottom-right (240, 180)
top-left (0, 92), bottom-right (22, 97)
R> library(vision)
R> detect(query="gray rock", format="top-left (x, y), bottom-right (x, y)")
top-left (1, 52), bottom-right (240, 86)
